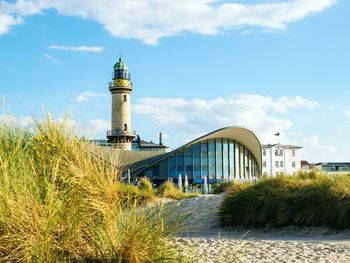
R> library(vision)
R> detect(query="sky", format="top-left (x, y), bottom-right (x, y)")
top-left (0, 0), bottom-right (349, 162)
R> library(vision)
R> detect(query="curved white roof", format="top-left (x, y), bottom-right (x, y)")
top-left (180, 126), bottom-right (262, 172)
top-left (133, 126), bottom-right (262, 174)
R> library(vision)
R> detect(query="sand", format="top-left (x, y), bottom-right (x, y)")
top-left (166, 194), bottom-right (350, 263)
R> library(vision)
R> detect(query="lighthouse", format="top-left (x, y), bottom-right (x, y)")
top-left (106, 57), bottom-right (135, 150)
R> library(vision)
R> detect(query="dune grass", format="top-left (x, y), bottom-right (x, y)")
top-left (220, 171), bottom-right (350, 229)
top-left (212, 181), bottom-right (235, 194)
top-left (0, 114), bottom-right (189, 262)
top-left (157, 180), bottom-right (198, 200)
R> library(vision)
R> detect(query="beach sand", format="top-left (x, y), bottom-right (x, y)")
top-left (167, 194), bottom-right (350, 263)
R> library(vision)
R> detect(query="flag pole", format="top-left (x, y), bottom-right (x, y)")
top-left (274, 132), bottom-right (280, 145)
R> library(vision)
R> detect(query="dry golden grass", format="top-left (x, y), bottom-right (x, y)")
top-left (221, 171), bottom-right (350, 229)
top-left (0, 113), bottom-right (189, 262)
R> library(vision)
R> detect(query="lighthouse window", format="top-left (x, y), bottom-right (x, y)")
top-left (124, 95), bottom-right (127, 102)
top-left (124, 124), bottom-right (127, 131)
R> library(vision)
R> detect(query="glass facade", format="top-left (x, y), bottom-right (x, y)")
top-left (139, 138), bottom-right (259, 184)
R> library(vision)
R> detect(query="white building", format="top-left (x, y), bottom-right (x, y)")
top-left (262, 144), bottom-right (302, 176)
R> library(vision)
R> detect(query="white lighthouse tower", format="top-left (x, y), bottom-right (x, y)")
top-left (107, 57), bottom-right (135, 150)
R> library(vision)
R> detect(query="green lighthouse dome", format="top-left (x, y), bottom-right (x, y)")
top-left (114, 58), bottom-right (128, 70)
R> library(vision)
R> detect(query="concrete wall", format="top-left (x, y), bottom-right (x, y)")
top-left (111, 91), bottom-right (131, 132)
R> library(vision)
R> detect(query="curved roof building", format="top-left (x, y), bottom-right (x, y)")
top-left (130, 126), bottom-right (262, 185)
top-left (102, 58), bottom-right (262, 185)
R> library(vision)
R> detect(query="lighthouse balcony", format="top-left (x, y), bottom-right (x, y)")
top-left (106, 129), bottom-right (136, 138)
top-left (108, 81), bottom-right (134, 88)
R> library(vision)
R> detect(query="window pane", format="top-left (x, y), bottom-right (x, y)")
top-left (235, 142), bottom-right (240, 178)
top-left (152, 165), bottom-right (160, 178)
top-left (201, 141), bottom-right (208, 178)
top-left (169, 155), bottom-right (176, 178)
top-left (176, 150), bottom-right (185, 176)
top-left (223, 139), bottom-right (229, 180)
top-left (208, 140), bottom-right (215, 178)
top-left (185, 146), bottom-right (193, 178)
top-left (144, 167), bottom-right (152, 178)
top-left (193, 143), bottom-right (201, 178)
top-left (216, 139), bottom-right (223, 179)
top-left (229, 140), bottom-right (235, 179)
top-left (159, 160), bottom-right (168, 179)
top-left (240, 145), bottom-right (244, 178)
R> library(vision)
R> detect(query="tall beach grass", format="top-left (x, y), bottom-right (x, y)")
top-left (157, 180), bottom-right (198, 200)
top-left (0, 114), bottom-right (188, 262)
top-left (220, 171), bottom-right (350, 229)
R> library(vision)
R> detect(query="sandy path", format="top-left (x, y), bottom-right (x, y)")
top-left (167, 194), bottom-right (350, 263)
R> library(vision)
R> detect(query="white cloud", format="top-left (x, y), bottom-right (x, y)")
top-left (75, 91), bottom-right (106, 103)
top-left (88, 119), bottom-right (109, 133)
top-left (303, 136), bottom-right (337, 155)
top-left (0, 114), bottom-right (31, 127)
top-left (133, 94), bottom-right (319, 144)
top-left (44, 53), bottom-right (61, 64)
top-left (49, 45), bottom-right (104, 52)
top-left (0, 0), bottom-right (336, 44)
top-left (344, 108), bottom-right (350, 118)
top-left (0, 12), bottom-right (21, 34)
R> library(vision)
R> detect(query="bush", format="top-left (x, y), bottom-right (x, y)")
top-left (139, 177), bottom-right (154, 193)
top-left (212, 182), bottom-right (233, 194)
top-left (158, 180), bottom-right (198, 200)
top-left (0, 114), bottom-right (187, 262)
top-left (220, 172), bottom-right (350, 229)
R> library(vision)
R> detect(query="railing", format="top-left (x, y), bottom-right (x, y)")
top-left (106, 129), bottom-right (136, 137)
top-left (108, 81), bottom-right (134, 88)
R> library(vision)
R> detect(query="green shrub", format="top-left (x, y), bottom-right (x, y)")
top-left (220, 172), bottom-right (350, 229)
top-left (0, 114), bottom-right (187, 262)
top-left (212, 182), bottom-right (233, 194)
top-left (157, 180), bottom-right (198, 200)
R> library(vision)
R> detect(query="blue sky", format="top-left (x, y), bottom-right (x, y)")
top-left (0, 0), bottom-right (349, 162)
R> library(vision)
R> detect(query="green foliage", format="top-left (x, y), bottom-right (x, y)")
top-left (158, 180), bottom-right (198, 200)
top-left (0, 114), bottom-right (187, 262)
top-left (212, 182), bottom-right (233, 194)
top-left (220, 171), bottom-right (350, 229)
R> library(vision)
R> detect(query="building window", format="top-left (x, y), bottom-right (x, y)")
top-left (279, 150), bottom-right (283, 156)
top-left (176, 150), bottom-right (185, 176)
top-left (263, 161), bottom-right (267, 168)
top-left (208, 140), bottom-right (216, 178)
top-left (280, 161), bottom-right (283, 167)
top-left (185, 146), bottom-right (193, 178)
top-left (169, 154), bottom-right (176, 178)
top-left (124, 123), bottom-right (127, 131)
top-left (193, 143), bottom-right (201, 178)
top-left (292, 161), bottom-right (296, 168)
top-left (275, 150), bottom-right (279, 156)
top-left (216, 139), bottom-right (223, 179)
top-left (123, 95), bottom-right (127, 102)
top-left (275, 161), bottom-right (279, 168)
top-left (263, 149), bottom-right (266, 156)
top-left (292, 150), bottom-right (296, 157)
top-left (201, 141), bottom-right (208, 179)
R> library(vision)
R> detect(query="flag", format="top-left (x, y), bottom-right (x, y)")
top-left (274, 132), bottom-right (280, 136)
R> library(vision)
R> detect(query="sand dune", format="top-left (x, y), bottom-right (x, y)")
top-left (168, 194), bottom-right (350, 262)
